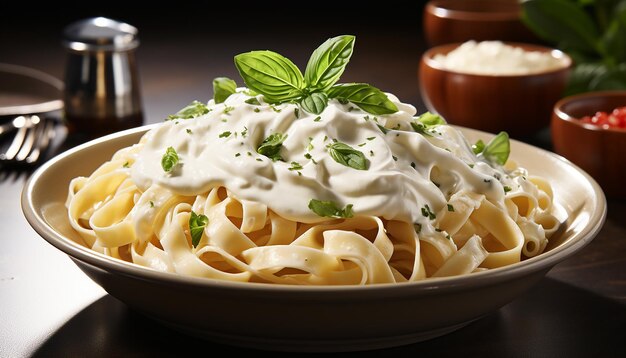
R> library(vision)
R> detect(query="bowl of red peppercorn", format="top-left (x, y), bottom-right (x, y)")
top-left (551, 91), bottom-right (626, 198)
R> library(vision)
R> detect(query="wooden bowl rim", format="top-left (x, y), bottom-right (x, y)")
top-left (426, 0), bottom-right (522, 21)
top-left (553, 90), bottom-right (626, 134)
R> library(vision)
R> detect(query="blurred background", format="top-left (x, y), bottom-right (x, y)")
top-left (0, 0), bottom-right (430, 123)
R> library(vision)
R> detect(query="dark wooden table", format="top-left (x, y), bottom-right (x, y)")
top-left (1, 8), bottom-right (625, 357)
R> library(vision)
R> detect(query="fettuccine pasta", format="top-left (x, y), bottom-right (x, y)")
top-left (66, 90), bottom-right (559, 285)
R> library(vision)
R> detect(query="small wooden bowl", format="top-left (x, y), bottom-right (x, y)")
top-left (419, 42), bottom-right (572, 138)
top-left (551, 91), bottom-right (626, 199)
top-left (423, 0), bottom-right (540, 47)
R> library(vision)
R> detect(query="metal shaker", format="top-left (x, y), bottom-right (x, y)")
top-left (62, 17), bottom-right (144, 138)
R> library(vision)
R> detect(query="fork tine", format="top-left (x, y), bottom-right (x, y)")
top-left (15, 124), bottom-right (39, 162)
top-left (26, 119), bottom-right (55, 164)
top-left (0, 125), bottom-right (28, 161)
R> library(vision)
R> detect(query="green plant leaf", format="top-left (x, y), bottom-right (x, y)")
top-left (327, 83), bottom-right (398, 115)
top-left (589, 63), bottom-right (626, 90)
top-left (328, 142), bottom-right (368, 170)
top-left (472, 139), bottom-right (486, 155)
top-left (308, 199), bottom-right (354, 218)
top-left (213, 77), bottom-right (237, 104)
top-left (300, 92), bottom-right (329, 114)
top-left (234, 51), bottom-right (304, 103)
top-left (161, 146), bottom-right (179, 172)
top-left (480, 132), bottom-right (510, 166)
top-left (521, 0), bottom-right (601, 55)
top-left (411, 112), bottom-right (446, 136)
top-left (167, 100), bottom-right (209, 120)
top-left (189, 211), bottom-right (208, 248)
top-left (257, 132), bottom-right (287, 161)
top-left (304, 35), bottom-right (355, 91)
top-left (564, 63), bottom-right (608, 96)
top-left (600, 2), bottom-right (626, 63)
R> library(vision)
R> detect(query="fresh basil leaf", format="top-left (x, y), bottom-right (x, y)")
top-left (257, 132), bottom-right (287, 161)
top-left (327, 83), bottom-right (398, 115)
top-left (189, 211), bottom-right (208, 248)
top-left (481, 132), bottom-right (510, 166)
top-left (167, 100), bottom-right (209, 120)
top-left (234, 50), bottom-right (305, 103)
top-left (472, 139), bottom-right (486, 155)
top-left (521, 0), bottom-right (600, 55)
top-left (213, 77), bottom-right (237, 104)
top-left (411, 111), bottom-right (446, 136)
top-left (308, 199), bottom-right (354, 219)
top-left (328, 142), bottom-right (368, 170)
top-left (304, 35), bottom-right (355, 91)
top-left (300, 92), bottom-right (328, 114)
top-left (416, 112), bottom-right (446, 126)
top-left (161, 146), bottom-right (179, 172)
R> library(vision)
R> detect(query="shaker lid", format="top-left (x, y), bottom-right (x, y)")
top-left (63, 17), bottom-right (139, 52)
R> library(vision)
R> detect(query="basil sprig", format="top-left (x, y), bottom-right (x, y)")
top-left (308, 199), bottom-right (354, 218)
top-left (213, 77), bottom-right (237, 104)
top-left (474, 132), bottom-right (510, 166)
top-left (233, 35), bottom-right (397, 116)
top-left (167, 100), bottom-right (209, 120)
top-left (161, 146), bottom-right (179, 172)
top-left (328, 142), bottom-right (368, 170)
top-left (189, 211), bottom-right (208, 248)
top-left (257, 132), bottom-right (287, 161)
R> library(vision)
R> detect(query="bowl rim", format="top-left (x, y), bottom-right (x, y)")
top-left (426, 0), bottom-right (522, 21)
top-left (553, 90), bottom-right (626, 133)
top-left (0, 63), bottom-right (64, 117)
top-left (421, 41), bottom-right (573, 78)
top-left (21, 124), bottom-right (606, 296)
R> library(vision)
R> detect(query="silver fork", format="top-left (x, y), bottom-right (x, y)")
top-left (0, 115), bottom-right (56, 164)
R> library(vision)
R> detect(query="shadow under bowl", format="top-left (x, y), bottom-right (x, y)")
top-left (551, 91), bottom-right (626, 199)
top-left (423, 0), bottom-right (541, 47)
top-left (419, 42), bottom-right (572, 139)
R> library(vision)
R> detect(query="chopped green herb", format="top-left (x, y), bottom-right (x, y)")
top-left (254, 108), bottom-right (261, 113)
top-left (308, 199), bottom-right (354, 218)
top-left (189, 211), bottom-right (208, 248)
top-left (223, 105), bottom-right (235, 114)
top-left (219, 131), bottom-right (232, 138)
top-left (294, 107), bottom-right (300, 118)
top-left (241, 126), bottom-right (248, 138)
top-left (468, 163), bottom-right (475, 168)
top-left (366, 136), bottom-right (375, 141)
top-left (447, 204), bottom-right (455, 212)
top-left (369, 150), bottom-right (374, 156)
top-left (123, 161), bottom-right (130, 168)
top-left (257, 132), bottom-right (287, 161)
top-left (411, 162), bottom-right (416, 169)
top-left (392, 155), bottom-right (398, 161)
top-left (186, 128), bottom-right (192, 134)
top-left (414, 223), bottom-right (422, 234)
top-left (161, 146), bottom-right (179, 173)
top-left (504, 185), bottom-right (512, 193)
top-left (484, 179), bottom-right (492, 183)
top-left (307, 137), bottom-right (314, 151)
top-left (235, 153), bottom-right (241, 157)
top-left (221, 118), bottom-right (227, 122)
top-left (247, 151), bottom-right (252, 156)
top-left (313, 116), bottom-right (321, 122)
top-left (358, 142), bottom-right (366, 147)
top-left (167, 100), bottom-right (209, 120)
top-left (421, 204), bottom-right (436, 220)
top-left (377, 124), bottom-right (389, 134)
top-left (328, 142), bottom-right (368, 170)
top-left (256, 158), bottom-right (263, 162)
top-left (149, 201), bottom-right (154, 208)
top-left (472, 140), bottom-right (486, 154)
top-left (288, 161), bottom-right (303, 171)
top-left (270, 105), bottom-right (282, 113)
top-left (244, 97), bottom-right (261, 105)
top-left (323, 135), bottom-right (328, 142)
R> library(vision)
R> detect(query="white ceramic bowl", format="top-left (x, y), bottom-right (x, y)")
top-left (21, 124), bottom-right (606, 352)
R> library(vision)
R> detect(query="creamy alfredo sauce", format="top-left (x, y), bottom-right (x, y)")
top-left (132, 91), bottom-right (526, 227)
